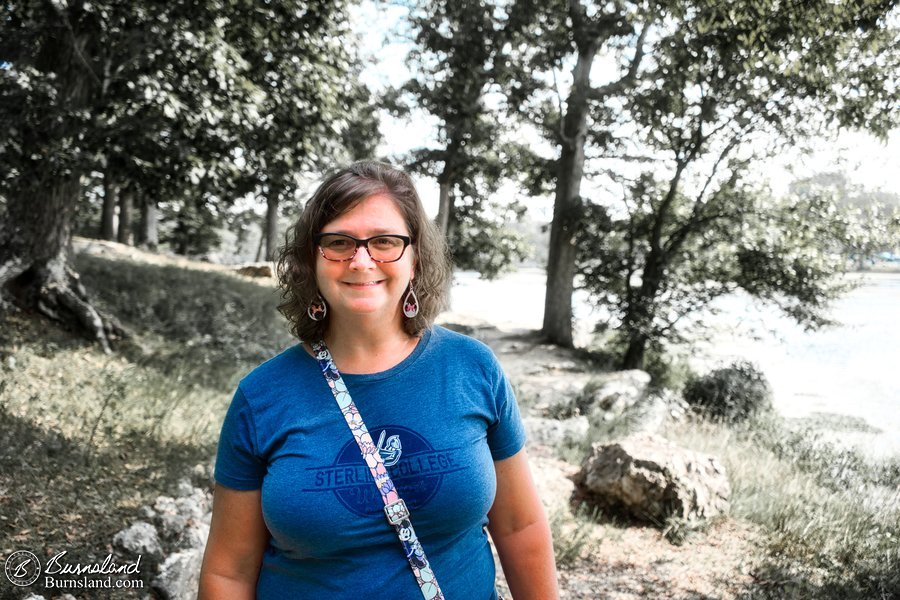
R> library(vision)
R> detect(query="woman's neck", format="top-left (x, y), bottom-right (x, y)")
top-left (320, 316), bottom-right (418, 375)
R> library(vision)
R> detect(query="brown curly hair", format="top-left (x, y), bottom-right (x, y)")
top-left (276, 161), bottom-right (452, 342)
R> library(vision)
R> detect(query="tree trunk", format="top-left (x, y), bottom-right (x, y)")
top-left (254, 220), bottom-right (265, 262)
top-left (446, 198), bottom-right (458, 245)
top-left (0, 8), bottom-right (122, 352)
top-left (117, 187), bottom-right (133, 245)
top-left (435, 179), bottom-right (452, 239)
top-left (621, 335), bottom-right (648, 370)
top-left (541, 43), bottom-right (598, 348)
top-left (619, 254), bottom-right (665, 370)
top-left (139, 196), bottom-right (159, 251)
top-left (0, 181), bottom-right (122, 353)
top-left (101, 172), bottom-right (117, 241)
top-left (265, 192), bottom-right (279, 262)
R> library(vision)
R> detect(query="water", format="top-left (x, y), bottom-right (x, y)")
top-left (448, 268), bottom-right (900, 457)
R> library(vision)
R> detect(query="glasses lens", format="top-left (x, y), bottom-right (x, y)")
top-left (367, 236), bottom-right (406, 262)
top-left (318, 234), bottom-right (356, 260)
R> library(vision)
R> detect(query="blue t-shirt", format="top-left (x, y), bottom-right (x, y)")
top-left (214, 325), bottom-right (526, 599)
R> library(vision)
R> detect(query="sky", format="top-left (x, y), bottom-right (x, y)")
top-left (350, 2), bottom-right (900, 221)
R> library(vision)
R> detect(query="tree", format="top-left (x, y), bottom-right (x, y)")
top-left (1, 1), bottom-right (127, 351)
top-left (391, 0), bottom-right (529, 276)
top-left (0, 0), bottom-right (329, 348)
top-left (502, 0), bottom-right (652, 346)
top-left (790, 172), bottom-right (900, 268)
top-left (574, 0), bottom-right (900, 369)
top-left (223, 0), bottom-right (378, 262)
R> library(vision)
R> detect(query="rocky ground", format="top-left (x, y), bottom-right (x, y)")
top-left (436, 314), bottom-right (763, 600)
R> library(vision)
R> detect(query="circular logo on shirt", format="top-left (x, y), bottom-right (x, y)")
top-left (331, 425), bottom-right (458, 518)
top-left (5, 550), bottom-right (41, 587)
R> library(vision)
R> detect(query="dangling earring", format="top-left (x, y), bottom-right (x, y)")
top-left (307, 293), bottom-right (327, 322)
top-left (403, 283), bottom-right (419, 318)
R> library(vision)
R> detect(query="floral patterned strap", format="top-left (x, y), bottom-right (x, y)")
top-left (311, 340), bottom-right (444, 600)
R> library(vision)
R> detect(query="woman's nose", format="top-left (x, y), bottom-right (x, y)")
top-left (349, 245), bottom-right (376, 269)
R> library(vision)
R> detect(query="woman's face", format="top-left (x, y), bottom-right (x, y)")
top-left (314, 193), bottom-right (415, 329)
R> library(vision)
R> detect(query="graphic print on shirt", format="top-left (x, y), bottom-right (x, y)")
top-left (376, 430), bottom-right (402, 466)
top-left (305, 425), bottom-right (465, 517)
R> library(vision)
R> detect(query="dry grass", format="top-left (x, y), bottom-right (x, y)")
top-left (0, 249), bottom-right (292, 599)
top-left (663, 417), bottom-right (900, 599)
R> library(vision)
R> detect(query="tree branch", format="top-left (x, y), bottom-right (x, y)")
top-left (47, 0), bottom-right (103, 87)
top-left (587, 20), bottom-right (651, 101)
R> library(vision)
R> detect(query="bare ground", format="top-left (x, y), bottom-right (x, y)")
top-left (437, 314), bottom-right (764, 600)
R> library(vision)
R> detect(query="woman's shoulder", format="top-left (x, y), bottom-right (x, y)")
top-left (237, 343), bottom-right (313, 400)
top-left (428, 325), bottom-right (500, 367)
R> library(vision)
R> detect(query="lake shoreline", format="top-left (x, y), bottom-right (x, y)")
top-left (449, 268), bottom-right (900, 459)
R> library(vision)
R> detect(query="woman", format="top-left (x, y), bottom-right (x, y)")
top-left (198, 161), bottom-right (558, 599)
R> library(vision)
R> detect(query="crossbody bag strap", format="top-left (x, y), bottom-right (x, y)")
top-left (311, 340), bottom-right (444, 600)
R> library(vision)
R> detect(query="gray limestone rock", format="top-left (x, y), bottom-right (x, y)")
top-left (152, 549), bottom-right (203, 600)
top-left (113, 521), bottom-right (164, 561)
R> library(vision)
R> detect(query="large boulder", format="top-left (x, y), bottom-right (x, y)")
top-left (572, 434), bottom-right (730, 524)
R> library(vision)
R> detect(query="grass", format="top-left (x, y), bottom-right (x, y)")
top-left (549, 504), bottom-right (603, 568)
top-left (0, 252), bottom-right (293, 599)
top-left (2, 249), bottom-right (898, 599)
top-left (662, 415), bottom-right (900, 599)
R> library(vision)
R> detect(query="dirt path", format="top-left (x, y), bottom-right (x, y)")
top-left (436, 314), bottom-right (762, 600)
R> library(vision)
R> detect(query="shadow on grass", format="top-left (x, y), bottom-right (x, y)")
top-left (74, 253), bottom-right (295, 388)
top-left (744, 559), bottom-right (900, 600)
top-left (0, 406), bottom-right (212, 600)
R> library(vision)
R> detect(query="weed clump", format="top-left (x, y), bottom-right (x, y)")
top-left (683, 361), bottom-right (772, 423)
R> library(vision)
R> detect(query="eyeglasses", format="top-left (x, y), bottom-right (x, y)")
top-left (314, 233), bottom-right (412, 263)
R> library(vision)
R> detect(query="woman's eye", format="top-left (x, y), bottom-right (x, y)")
top-left (372, 237), bottom-right (401, 248)
top-left (326, 238), bottom-right (352, 249)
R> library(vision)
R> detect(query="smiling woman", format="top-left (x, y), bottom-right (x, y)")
top-left (275, 162), bottom-right (451, 345)
top-left (197, 161), bottom-right (559, 599)
top-left (313, 194), bottom-right (417, 326)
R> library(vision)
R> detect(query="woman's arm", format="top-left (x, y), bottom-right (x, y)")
top-left (198, 486), bottom-right (269, 600)
top-left (487, 449), bottom-right (559, 600)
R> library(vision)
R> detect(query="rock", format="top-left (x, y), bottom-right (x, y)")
top-left (153, 496), bottom-right (187, 539)
top-left (152, 486), bottom-right (211, 537)
top-left (234, 264), bottom-right (272, 278)
top-left (152, 549), bottom-right (203, 600)
top-left (175, 488), bottom-right (212, 522)
top-left (53, 595), bottom-right (77, 600)
top-left (113, 521), bottom-right (164, 560)
top-left (177, 522), bottom-right (210, 551)
top-left (175, 478), bottom-right (195, 498)
top-left (521, 373), bottom-right (594, 417)
top-left (21, 595), bottom-right (45, 600)
top-left (573, 434), bottom-right (730, 524)
top-left (191, 461), bottom-right (215, 487)
top-left (523, 416), bottom-right (589, 448)
top-left (581, 370), bottom-right (651, 418)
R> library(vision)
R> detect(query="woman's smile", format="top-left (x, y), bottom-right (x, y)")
top-left (343, 279), bottom-right (385, 288)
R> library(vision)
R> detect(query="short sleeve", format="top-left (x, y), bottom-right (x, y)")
top-left (214, 387), bottom-right (266, 490)
top-left (486, 360), bottom-right (527, 461)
